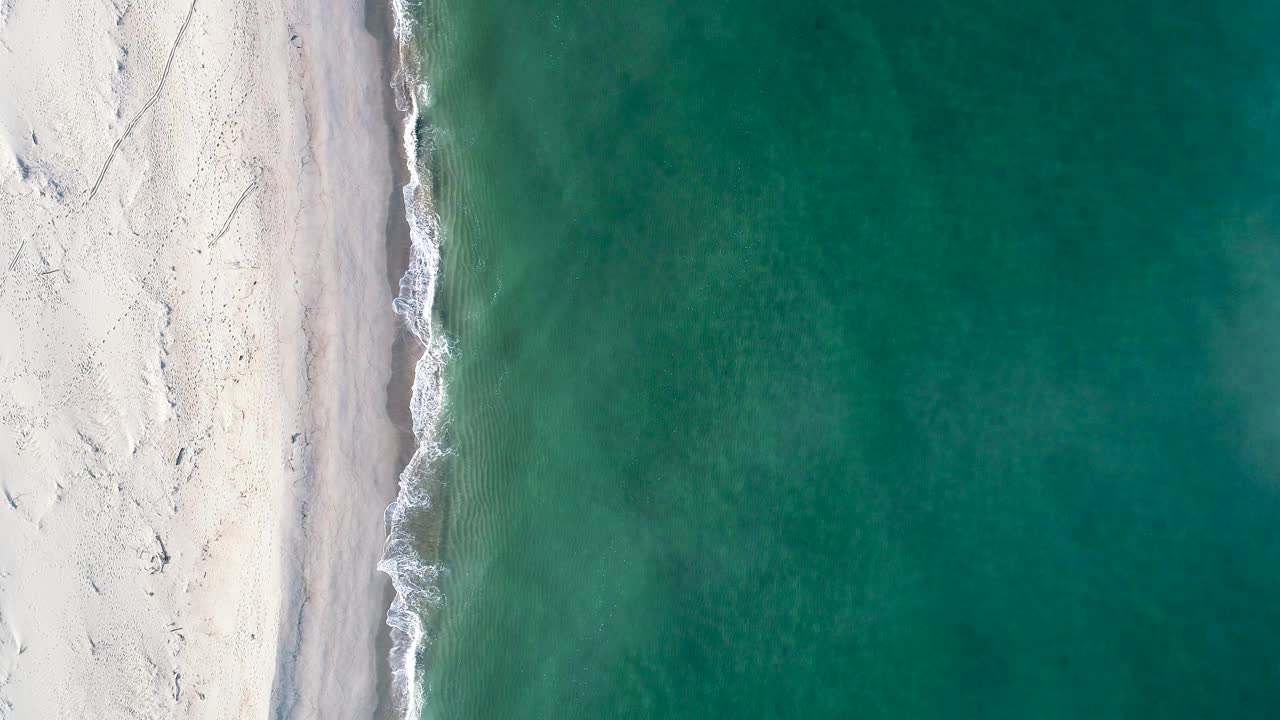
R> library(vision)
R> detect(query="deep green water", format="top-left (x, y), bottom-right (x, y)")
top-left (411, 1), bottom-right (1280, 717)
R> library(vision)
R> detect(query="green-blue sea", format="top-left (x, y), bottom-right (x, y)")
top-left (407, 1), bottom-right (1280, 717)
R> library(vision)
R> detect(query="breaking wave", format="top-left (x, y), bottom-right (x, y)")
top-left (378, 1), bottom-right (449, 718)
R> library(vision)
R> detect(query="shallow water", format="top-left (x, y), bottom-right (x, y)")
top-left (406, 1), bottom-right (1280, 717)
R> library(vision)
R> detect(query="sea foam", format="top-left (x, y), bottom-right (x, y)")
top-left (378, 2), bottom-right (449, 718)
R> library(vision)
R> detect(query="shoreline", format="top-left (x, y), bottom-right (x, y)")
top-left (362, 0), bottom-right (418, 715)
top-left (0, 0), bottom-right (407, 716)
top-left (376, 1), bottom-right (454, 715)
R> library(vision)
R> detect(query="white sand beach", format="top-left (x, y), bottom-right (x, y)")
top-left (0, 0), bottom-right (404, 716)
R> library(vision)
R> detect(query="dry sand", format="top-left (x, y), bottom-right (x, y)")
top-left (0, 0), bottom-right (405, 716)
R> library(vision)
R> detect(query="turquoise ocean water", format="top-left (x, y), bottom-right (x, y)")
top-left (396, 1), bottom-right (1280, 717)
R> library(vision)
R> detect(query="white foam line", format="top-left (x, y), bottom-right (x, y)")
top-left (378, 2), bottom-right (450, 717)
